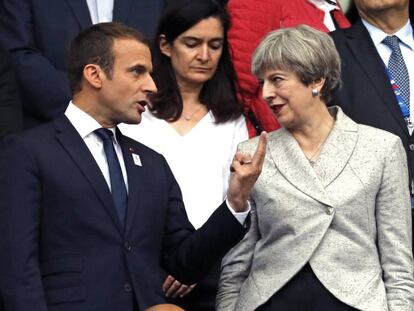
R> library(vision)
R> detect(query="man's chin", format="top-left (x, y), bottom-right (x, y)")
top-left (123, 116), bottom-right (142, 125)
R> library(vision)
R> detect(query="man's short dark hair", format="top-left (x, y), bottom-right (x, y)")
top-left (67, 22), bottom-right (149, 94)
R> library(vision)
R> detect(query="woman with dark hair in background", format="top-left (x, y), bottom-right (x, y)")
top-left (120, 1), bottom-right (248, 310)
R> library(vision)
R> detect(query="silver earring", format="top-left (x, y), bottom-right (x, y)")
top-left (311, 88), bottom-right (319, 97)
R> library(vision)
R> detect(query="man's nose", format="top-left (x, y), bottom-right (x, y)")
top-left (144, 74), bottom-right (157, 95)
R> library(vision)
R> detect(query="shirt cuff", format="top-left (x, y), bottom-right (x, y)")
top-left (226, 198), bottom-right (251, 225)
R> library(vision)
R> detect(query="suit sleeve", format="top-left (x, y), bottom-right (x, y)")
top-left (376, 137), bottom-right (414, 311)
top-left (0, 48), bottom-right (22, 136)
top-left (0, 135), bottom-right (48, 311)
top-left (160, 157), bottom-right (247, 285)
top-left (216, 199), bottom-right (259, 310)
top-left (0, 0), bottom-right (71, 123)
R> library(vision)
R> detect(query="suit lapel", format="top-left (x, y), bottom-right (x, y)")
top-left (64, 0), bottom-right (92, 29)
top-left (54, 116), bottom-right (124, 235)
top-left (313, 107), bottom-right (358, 188)
top-left (113, 0), bottom-right (134, 23)
top-left (268, 108), bottom-right (358, 205)
top-left (345, 20), bottom-right (407, 134)
top-left (117, 131), bottom-right (147, 236)
top-left (268, 128), bottom-right (332, 206)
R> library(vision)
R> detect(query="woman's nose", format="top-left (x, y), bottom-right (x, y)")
top-left (197, 44), bottom-right (210, 62)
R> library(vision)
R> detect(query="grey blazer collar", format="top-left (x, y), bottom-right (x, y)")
top-left (268, 106), bottom-right (358, 205)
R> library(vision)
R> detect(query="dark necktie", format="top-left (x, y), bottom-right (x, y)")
top-left (329, 10), bottom-right (339, 30)
top-left (324, 0), bottom-right (339, 29)
top-left (95, 128), bottom-right (127, 227)
top-left (383, 35), bottom-right (410, 107)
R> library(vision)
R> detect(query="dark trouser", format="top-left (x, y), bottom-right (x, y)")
top-left (257, 263), bottom-right (357, 311)
top-left (166, 258), bottom-right (220, 311)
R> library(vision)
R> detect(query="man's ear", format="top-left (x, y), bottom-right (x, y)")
top-left (159, 34), bottom-right (171, 58)
top-left (83, 64), bottom-right (104, 89)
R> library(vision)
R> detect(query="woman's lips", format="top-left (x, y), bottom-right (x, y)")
top-left (191, 67), bottom-right (211, 72)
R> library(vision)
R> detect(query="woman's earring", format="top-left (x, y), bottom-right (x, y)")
top-left (311, 88), bottom-right (319, 97)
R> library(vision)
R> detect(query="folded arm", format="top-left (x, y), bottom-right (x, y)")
top-left (0, 0), bottom-right (71, 123)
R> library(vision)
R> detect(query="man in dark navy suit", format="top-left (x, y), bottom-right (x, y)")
top-left (0, 23), bottom-right (267, 311)
top-left (330, 0), bottom-right (413, 250)
top-left (0, 0), bottom-right (165, 128)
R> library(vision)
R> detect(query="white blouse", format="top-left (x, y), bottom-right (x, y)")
top-left (119, 111), bottom-right (248, 229)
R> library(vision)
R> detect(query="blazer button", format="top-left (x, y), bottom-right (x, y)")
top-left (409, 144), bottom-right (414, 151)
top-left (124, 283), bottom-right (132, 293)
top-left (124, 242), bottom-right (132, 252)
top-left (326, 207), bottom-right (334, 215)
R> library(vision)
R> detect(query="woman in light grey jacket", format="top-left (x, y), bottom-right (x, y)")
top-left (217, 25), bottom-right (414, 311)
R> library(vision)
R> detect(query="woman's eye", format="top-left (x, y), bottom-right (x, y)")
top-left (209, 42), bottom-right (223, 50)
top-left (271, 76), bottom-right (282, 84)
top-left (184, 41), bottom-right (198, 48)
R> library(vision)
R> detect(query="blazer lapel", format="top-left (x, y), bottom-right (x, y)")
top-left (313, 107), bottom-right (358, 188)
top-left (268, 129), bottom-right (333, 206)
top-left (113, 0), bottom-right (134, 23)
top-left (64, 0), bottom-right (93, 29)
top-left (54, 116), bottom-right (124, 235)
top-left (117, 132), bottom-right (147, 236)
top-left (345, 20), bottom-right (407, 134)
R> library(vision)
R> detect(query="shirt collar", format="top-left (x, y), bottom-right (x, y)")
top-left (308, 0), bottom-right (339, 11)
top-left (362, 18), bottom-right (414, 51)
top-left (65, 101), bottom-right (118, 143)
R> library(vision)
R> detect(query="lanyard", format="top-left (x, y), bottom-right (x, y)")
top-left (383, 64), bottom-right (412, 128)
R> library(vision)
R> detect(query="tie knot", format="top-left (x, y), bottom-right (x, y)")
top-left (383, 35), bottom-right (400, 51)
top-left (94, 128), bottom-right (114, 142)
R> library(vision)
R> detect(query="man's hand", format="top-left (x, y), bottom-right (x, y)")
top-left (227, 131), bottom-right (267, 212)
top-left (162, 274), bottom-right (196, 298)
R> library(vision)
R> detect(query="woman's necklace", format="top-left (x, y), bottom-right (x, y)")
top-left (307, 122), bottom-right (334, 165)
top-left (183, 105), bottom-right (204, 121)
top-left (307, 137), bottom-right (328, 164)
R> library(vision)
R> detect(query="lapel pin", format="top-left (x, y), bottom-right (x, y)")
top-left (132, 153), bottom-right (142, 166)
top-left (128, 147), bottom-right (135, 152)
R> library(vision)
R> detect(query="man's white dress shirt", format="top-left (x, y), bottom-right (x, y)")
top-left (86, 0), bottom-right (114, 24)
top-left (308, 0), bottom-right (340, 31)
top-left (65, 101), bottom-right (129, 192)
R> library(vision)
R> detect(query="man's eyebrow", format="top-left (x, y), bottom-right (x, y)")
top-left (128, 64), bottom-right (146, 72)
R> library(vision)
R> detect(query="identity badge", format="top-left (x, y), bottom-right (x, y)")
top-left (132, 153), bottom-right (142, 166)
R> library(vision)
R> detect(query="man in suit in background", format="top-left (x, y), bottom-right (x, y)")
top-left (0, 48), bottom-right (22, 137)
top-left (330, 0), bottom-right (413, 247)
top-left (0, 0), bottom-right (165, 129)
top-left (0, 23), bottom-right (267, 311)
